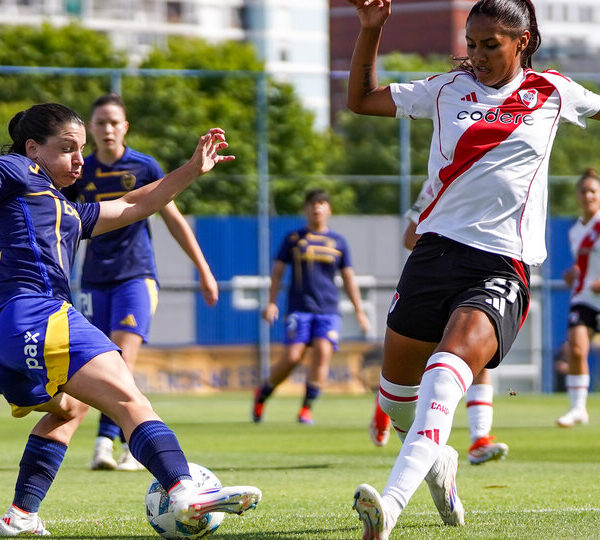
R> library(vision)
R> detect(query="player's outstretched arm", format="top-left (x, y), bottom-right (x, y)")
top-left (160, 201), bottom-right (219, 306)
top-left (92, 128), bottom-right (234, 237)
top-left (347, 0), bottom-right (396, 117)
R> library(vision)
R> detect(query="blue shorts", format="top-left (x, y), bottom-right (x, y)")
top-left (78, 278), bottom-right (159, 342)
top-left (283, 312), bottom-right (341, 350)
top-left (0, 296), bottom-right (119, 417)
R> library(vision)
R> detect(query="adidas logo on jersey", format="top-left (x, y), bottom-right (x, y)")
top-left (460, 92), bottom-right (478, 102)
top-left (119, 314), bottom-right (138, 328)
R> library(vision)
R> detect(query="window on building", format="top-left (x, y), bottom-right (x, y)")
top-left (64, 0), bottom-right (82, 15)
top-left (279, 44), bottom-right (289, 63)
top-left (578, 6), bottom-right (594, 22)
top-left (167, 1), bottom-right (183, 23)
top-left (239, 6), bottom-right (251, 30)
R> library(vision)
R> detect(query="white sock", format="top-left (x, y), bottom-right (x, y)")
top-left (566, 374), bottom-right (590, 411)
top-left (378, 374), bottom-right (419, 443)
top-left (465, 383), bottom-right (493, 442)
top-left (168, 478), bottom-right (195, 496)
top-left (382, 352), bottom-right (473, 513)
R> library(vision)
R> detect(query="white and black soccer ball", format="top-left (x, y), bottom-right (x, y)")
top-left (145, 463), bottom-right (225, 539)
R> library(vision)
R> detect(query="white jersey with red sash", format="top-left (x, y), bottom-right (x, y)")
top-left (570, 211), bottom-right (600, 309)
top-left (390, 69), bottom-right (600, 265)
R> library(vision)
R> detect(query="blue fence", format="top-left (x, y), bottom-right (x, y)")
top-left (194, 216), bottom-right (303, 345)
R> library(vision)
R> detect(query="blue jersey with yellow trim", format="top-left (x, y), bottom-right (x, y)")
top-left (276, 227), bottom-right (352, 314)
top-left (65, 147), bottom-right (163, 287)
top-left (0, 153), bottom-right (100, 308)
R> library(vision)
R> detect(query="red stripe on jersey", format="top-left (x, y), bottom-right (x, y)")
top-left (420, 74), bottom-right (558, 224)
top-left (466, 400), bottom-right (492, 408)
top-left (574, 220), bottom-right (600, 294)
top-left (424, 362), bottom-right (467, 392)
top-left (379, 387), bottom-right (418, 403)
top-left (512, 258), bottom-right (530, 329)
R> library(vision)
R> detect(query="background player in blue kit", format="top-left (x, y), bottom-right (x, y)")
top-left (0, 103), bottom-right (260, 536)
top-left (252, 189), bottom-right (370, 424)
top-left (63, 93), bottom-right (219, 472)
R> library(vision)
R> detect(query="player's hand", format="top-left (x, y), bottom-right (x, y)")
top-left (199, 271), bottom-right (219, 306)
top-left (356, 310), bottom-right (370, 334)
top-left (347, 0), bottom-right (391, 28)
top-left (591, 279), bottom-right (600, 294)
top-left (190, 128), bottom-right (235, 175)
top-left (563, 264), bottom-right (580, 287)
top-left (262, 303), bottom-right (279, 325)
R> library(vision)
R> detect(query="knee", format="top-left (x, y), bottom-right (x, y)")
top-left (61, 395), bottom-right (90, 422)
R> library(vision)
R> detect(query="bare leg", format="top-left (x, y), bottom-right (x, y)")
top-left (557, 325), bottom-right (592, 426)
top-left (91, 330), bottom-right (145, 470)
top-left (268, 342), bottom-right (307, 386)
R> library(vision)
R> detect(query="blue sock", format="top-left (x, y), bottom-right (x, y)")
top-left (97, 413), bottom-right (120, 440)
top-left (128, 421), bottom-right (190, 491)
top-left (302, 382), bottom-right (321, 409)
top-left (13, 435), bottom-right (67, 513)
top-left (256, 383), bottom-right (274, 404)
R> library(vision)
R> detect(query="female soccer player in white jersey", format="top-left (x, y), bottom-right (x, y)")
top-left (64, 93), bottom-right (219, 472)
top-left (346, 0), bottom-right (600, 537)
top-left (557, 168), bottom-right (600, 428)
top-left (0, 103), bottom-right (260, 536)
top-left (370, 180), bottom-right (509, 466)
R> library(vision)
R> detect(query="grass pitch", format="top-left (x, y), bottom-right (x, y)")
top-left (0, 391), bottom-right (599, 539)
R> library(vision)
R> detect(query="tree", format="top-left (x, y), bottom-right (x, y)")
top-left (0, 25), bottom-right (348, 214)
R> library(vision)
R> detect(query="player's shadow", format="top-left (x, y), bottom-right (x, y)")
top-left (213, 463), bottom-right (332, 472)
top-left (47, 530), bottom-right (355, 540)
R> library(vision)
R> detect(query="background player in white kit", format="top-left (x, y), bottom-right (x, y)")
top-left (557, 168), bottom-right (600, 427)
top-left (370, 180), bottom-right (509, 465)
top-left (346, 0), bottom-right (600, 538)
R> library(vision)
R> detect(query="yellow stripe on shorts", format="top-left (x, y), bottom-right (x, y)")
top-left (145, 278), bottom-right (159, 315)
top-left (44, 301), bottom-right (71, 397)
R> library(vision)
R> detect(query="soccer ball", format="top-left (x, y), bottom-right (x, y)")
top-left (145, 463), bottom-right (225, 539)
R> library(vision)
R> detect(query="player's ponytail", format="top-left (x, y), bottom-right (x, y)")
top-left (5, 111), bottom-right (27, 155)
top-left (4, 104), bottom-right (84, 156)
top-left (520, 0), bottom-right (541, 68)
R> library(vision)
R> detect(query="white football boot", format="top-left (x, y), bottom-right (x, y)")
top-left (353, 484), bottom-right (394, 540)
top-left (115, 444), bottom-right (144, 471)
top-left (169, 482), bottom-right (262, 524)
top-left (0, 505), bottom-right (50, 536)
top-left (556, 408), bottom-right (589, 428)
top-left (424, 445), bottom-right (465, 526)
top-left (90, 436), bottom-right (117, 470)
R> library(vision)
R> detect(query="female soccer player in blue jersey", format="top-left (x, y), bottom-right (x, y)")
top-left (252, 189), bottom-right (370, 424)
top-left (0, 103), bottom-right (260, 536)
top-left (346, 0), bottom-right (600, 538)
top-left (64, 93), bottom-right (219, 472)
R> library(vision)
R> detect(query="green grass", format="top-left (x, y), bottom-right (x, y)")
top-left (0, 392), bottom-right (599, 539)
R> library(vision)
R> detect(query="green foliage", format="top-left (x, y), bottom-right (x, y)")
top-left (0, 23), bottom-right (126, 117)
top-left (0, 25), bottom-right (340, 215)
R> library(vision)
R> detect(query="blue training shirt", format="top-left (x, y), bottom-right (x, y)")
top-left (276, 227), bottom-right (352, 315)
top-left (0, 154), bottom-right (100, 308)
top-left (64, 147), bottom-right (164, 287)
